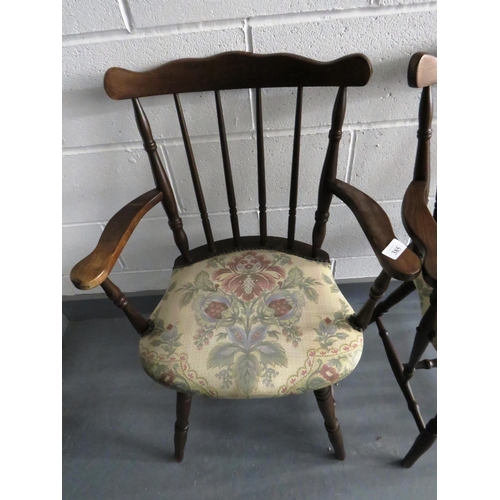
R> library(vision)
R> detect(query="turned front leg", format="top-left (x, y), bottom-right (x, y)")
top-left (174, 392), bottom-right (192, 462)
top-left (314, 385), bottom-right (346, 460)
top-left (101, 278), bottom-right (153, 336)
top-left (350, 270), bottom-right (392, 331)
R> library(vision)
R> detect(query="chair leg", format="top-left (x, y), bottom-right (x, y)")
top-left (174, 391), bottom-right (192, 462)
top-left (401, 415), bottom-right (437, 468)
top-left (375, 319), bottom-right (426, 431)
top-left (314, 385), bottom-right (346, 460)
top-left (350, 270), bottom-right (392, 331)
top-left (371, 280), bottom-right (416, 323)
top-left (403, 287), bottom-right (436, 381)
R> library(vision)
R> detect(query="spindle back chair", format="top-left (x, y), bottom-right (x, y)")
top-left (353, 52), bottom-right (437, 468)
top-left (70, 51), bottom-right (421, 462)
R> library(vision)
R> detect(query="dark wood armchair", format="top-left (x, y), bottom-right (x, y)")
top-left (70, 51), bottom-right (421, 462)
top-left (353, 52), bottom-right (437, 468)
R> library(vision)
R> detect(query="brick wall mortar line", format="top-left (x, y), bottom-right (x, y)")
top-left (248, 2), bottom-right (437, 27)
top-left (117, 0), bottom-right (135, 34)
top-left (62, 2), bottom-right (436, 47)
top-left (63, 118), bottom-right (437, 156)
top-left (345, 129), bottom-right (357, 184)
top-left (63, 18), bottom-right (245, 47)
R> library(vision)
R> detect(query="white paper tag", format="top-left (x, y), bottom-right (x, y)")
top-left (381, 239), bottom-right (407, 260)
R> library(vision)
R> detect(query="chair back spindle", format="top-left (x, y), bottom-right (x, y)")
top-left (214, 90), bottom-right (240, 247)
top-left (174, 94), bottom-right (216, 253)
top-left (255, 88), bottom-right (267, 246)
top-left (407, 52), bottom-right (436, 186)
top-left (413, 86), bottom-right (433, 185)
top-left (287, 87), bottom-right (304, 250)
top-left (312, 86), bottom-right (347, 258)
top-left (132, 98), bottom-right (191, 262)
top-left (103, 53), bottom-right (373, 266)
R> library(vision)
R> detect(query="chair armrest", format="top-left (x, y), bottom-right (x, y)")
top-left (402, 180), bottom-right (437, 286)
top-left (331, 180), bottom-right (421, 281)
top-left (70, 189), bottom-right (164, 290)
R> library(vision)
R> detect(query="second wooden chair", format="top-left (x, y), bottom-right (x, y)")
top-left (352, 52), bottom-right (437, 468)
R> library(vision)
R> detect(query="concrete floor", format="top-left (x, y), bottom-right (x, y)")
top-left (62, 282), bottom-right (437, 499)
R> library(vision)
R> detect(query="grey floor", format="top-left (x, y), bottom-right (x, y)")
top-left (62, 282), bottom-right (437, 500)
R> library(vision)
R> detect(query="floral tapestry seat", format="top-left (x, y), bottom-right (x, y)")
top-left (139, 250), bottom-right (363, 399)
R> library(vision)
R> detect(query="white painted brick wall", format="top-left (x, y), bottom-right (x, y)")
top-left (62, 0), bottom-right (437, 295)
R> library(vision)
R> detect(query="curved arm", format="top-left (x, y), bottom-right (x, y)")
top-left (402, 180), bottom-right (437, 287)
top-left (70, 189), bottom-right (164, 290)
top-left (331, 180), bottom-right (421, 281)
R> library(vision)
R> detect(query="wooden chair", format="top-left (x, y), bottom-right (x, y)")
top-left (352, 52), bottom-right (437, 468)
top-left (70, 51), bottom-right (421, 462)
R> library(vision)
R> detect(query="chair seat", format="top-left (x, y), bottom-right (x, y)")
top-left (139, 249), bottom-right (363, 398)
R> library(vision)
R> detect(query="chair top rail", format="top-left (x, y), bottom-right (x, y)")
top-left (104, 51), bottom-right (372, 100)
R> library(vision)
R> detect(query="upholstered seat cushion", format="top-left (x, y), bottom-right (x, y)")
top-left (139, 250), bottom-right (363, 399)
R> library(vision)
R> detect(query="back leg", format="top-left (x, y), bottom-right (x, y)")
top-left (401, 415), bottom-right (437, 468)
top-left (375, 318), bottom-right (425, 431)
top-left (403, 287), bottom-right (436, 381)
top-left (314, 385), bottom-right (346, 460)
top-left (174, 391), bottom-right (192, 462)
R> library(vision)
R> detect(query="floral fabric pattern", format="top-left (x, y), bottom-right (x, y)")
top-left (139, 250), bottom-right (363, 398)
top-left (414, 272), bottom-right (432, 316)
top-left (413, 272), bottom-right (437, 350)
